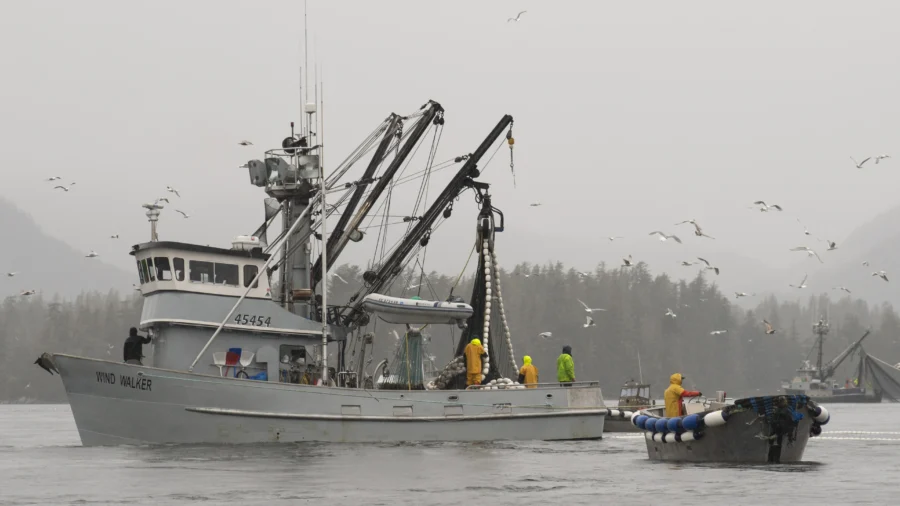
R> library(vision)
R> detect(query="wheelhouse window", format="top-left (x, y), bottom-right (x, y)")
top-left (154, 257), bottom-right (172, 281)
top-left (146, 258), bottom-right (156, 281)
top-left (173, 257), bottom-right (185, 281)
top-left (189, 260), bottom-right (214, 283)
top-left (137, 260), bottom-right (146, 284)
top-left (215, 263), bottom-right (239, 286)
top-left (243, 265), bottom-right (259, 288)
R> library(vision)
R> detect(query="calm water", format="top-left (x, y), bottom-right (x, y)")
top-left (1, 403), bottom-right (898, 505)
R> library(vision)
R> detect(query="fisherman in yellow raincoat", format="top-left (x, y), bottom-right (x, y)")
top-left (464, 338), bottom-right (485, 386)
top-left (518, 355), bottom-right (539, 388)
top-left (664, 373), bottom-right (701, 417)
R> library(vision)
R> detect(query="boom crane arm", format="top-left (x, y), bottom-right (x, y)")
top-left (341, 113), bottom-right (514, 326)
top-left (821, 330), bottom-right (871, 380)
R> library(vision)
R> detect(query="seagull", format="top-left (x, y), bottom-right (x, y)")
top-left (539, 331), bottom-right (553, 339)
top-left (53, 185), bottom-right (70, 192)
top-left (825, 240), bottom-right (837, 251)
top-left (507, 10), bottom-right (527, 22)
top-left (583, 316), bottom-right (596, 328)
top-left (649, 231), bottom-right (682, 243)
top-left (680, 260), bottom-right (697, 267)
top-left (608, 236), bottom-right (624, 241)
top-left (45, 176), bottom-right (61, 181)
top-left (851, 156), bottom-right (871, 169)
top-left (789, 274), bottom-right (808, 289)
top-left (763, 319), bottom-right (777, 335)
top-left (155, 197), bottom-right (170, 204)
top-left (175, 209), bottom-right (190, 218)
top-left (872, 271), bottom-right (889, 282)
top-left (862, 260), bottom-right (870, 267)
top-left (331, 273), bottom-right (348, 284)
top-left (622, 254), bottom-right (634, 267)
top-left (529, 202), bottom-right (542, 207)
top-left (790, 246), bottom-right (823, 263)
top-left (106, 344), bottom-right (115, 355)
top-left (875, 154), bottom-right (891, 164)
top-left (797, 218), bottom-right (811, 236)
top-left (85, 251), bottom-right (99, 258)
top-left (665, 308), bottom-right (676, 318)
top-left (166, 186), bottom-right (181, 197)
top-left (832, 286), bottom-right (852, 294)
top-left (406, 283), bottom-right (422, 290)
top-left (238, 140), bottom-right (254, 146)
top-left (710, 330), bottom-right (728, 336)
top-left (20, 289), bottom-right (36, 296)
top-left (132, 284), bottom-right (142, 291)
top-left (696, 257), bottom-right (720, 275)
top-left (34, 353), bottom-right (59, 375)
top-left (734, 292), bottom-right (754, 298)
top-left (577, 299), bottom-right (606, 314)
top-left (6, 272), bottom-right (16, 277)
top-left (676, 220), bottom-right (714, 239)
top-left (110, 234), bottom-right (119, 239)
top-left (753, 201), bottom-right (783, 212)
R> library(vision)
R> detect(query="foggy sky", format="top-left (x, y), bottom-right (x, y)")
top-left (2, 0), bottom-right (900, 299)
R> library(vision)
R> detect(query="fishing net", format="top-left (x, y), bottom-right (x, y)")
top-left (380, 328), bottom-right (427, 390)
top-left (863, 354), bottom-right (900, 402)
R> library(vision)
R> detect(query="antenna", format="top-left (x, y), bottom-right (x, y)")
top-left (304, 0), bottom-right (309, 114)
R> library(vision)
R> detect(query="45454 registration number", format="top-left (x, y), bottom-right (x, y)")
top-left (233, 314), bottom-right (272, 327)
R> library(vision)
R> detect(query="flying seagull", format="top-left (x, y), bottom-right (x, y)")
top-left (680, 260), bottom-right (697, 267)
top-left (608, 236), bottom-right (624, 241)
top-left (507, 10), bottom-right (527, 22)
top-left (763, 320), bottom-right (777, 335)
top-left (238, 140), bottom-right (254, 146)
top-left (862, 260), bottom-right (870, 267)
top-left (622, 254), bottom-right (634, 267)
top-left (175, 209), bottom-right (190, 218)
top-left (110, 234), bottom-right (119, 239)
top-left (676, 220), bottom-right (714, 239)
top-left (790, 246), bottom-right (823, 263)
top-left (6, 272), bottom-right (16, 277)
top-left (797, 218), bottom-right (811, 236)
top-left (539, 331), bottom-right (553, 339)
top-left (155, 197), bottom-right (170, 204)
top-left (697, 257), bottom-right (720, 275)
top-left (529, 202), bottom-right (542, 207)
top-left (45, 176), bottom-right (61, 181)
top-left (710, 330), bottom-right (728, 336)
top-left (20, 289), bottom-right (36, 296)
top-left (789, 273), bottom-right (808, 289)
top-left (753, 201), bottom-right (783, 212)
top-left (85, 251), bottom-right (99, 258)
top-left (875, 154), bottom-right (891, 164)
top-left (166, 186), bottom-right (181, 197)
top-left (34, 353), bottom-right (59, 375)
top-left (825, 240), bottom-right (837, 251)
top-left (577, 299), bottom-right (606, 314)
top-left (873, 271), bottom-right (889, 282)
top-left (832, 286), bottom-right (852, 294)
top-left (665, 308), bottom-right (676, 318)
top-left (53, 185), bottom-right (70, 192)
top-left (734, 292), bottom-right (754, 298)
top-left (331, 273), bottom-right (348, 284)
top-left (649, 231), bottom-right (682, 243)
top-left (851, 156), bottom-right (871, 169)
top-left (583, 315), bottom-right (596, 328)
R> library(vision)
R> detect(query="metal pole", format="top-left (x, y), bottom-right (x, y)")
top-left (637, 350), bottom-right (643, 384)
top-left (320, 93), bottom-right (329, 385)
top-left (188, 201), bottom-right (317, 372)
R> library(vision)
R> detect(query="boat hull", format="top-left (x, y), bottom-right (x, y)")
top-left (54, 354), bottom-right (606, 446)
top-left (783, 388), bottom-right (882, 404)
top-left (641, 404), bottom-right (818, 464)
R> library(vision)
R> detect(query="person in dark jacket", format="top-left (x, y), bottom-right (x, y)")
top-left (123, 327), bottom-right (151, 365)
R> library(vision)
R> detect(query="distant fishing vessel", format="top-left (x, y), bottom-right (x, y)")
top-left (603, 379), bottom-right (661, 433)
top-left (782, 320), bottom-right (882, 403)
top-left (47, 96), bottom-right (606, 445)
top-left (632, 394), bottom-right (829, 463)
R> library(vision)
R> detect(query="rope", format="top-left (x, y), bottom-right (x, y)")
top-left (451, 244), bottom-right (477, 294)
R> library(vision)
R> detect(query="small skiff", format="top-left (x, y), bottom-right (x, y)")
top-left (362, 293), bottom-right (473, 325)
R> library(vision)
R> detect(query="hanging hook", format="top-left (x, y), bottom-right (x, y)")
top-left (506, 125), bottom-right (516, 188)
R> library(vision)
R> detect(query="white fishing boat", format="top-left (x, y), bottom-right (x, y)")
top-left (44, 81), bottom-right (606, 445)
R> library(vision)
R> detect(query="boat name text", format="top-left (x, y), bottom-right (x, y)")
top-left (95, 371), bottom-right (152, 391)
top-left (234, 314), bottom-right (272, 327)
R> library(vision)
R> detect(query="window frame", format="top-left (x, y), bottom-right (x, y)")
top-left (243, 264), bottom-right (259, 288)
top-left (173, 257), bottom-right (185, 281)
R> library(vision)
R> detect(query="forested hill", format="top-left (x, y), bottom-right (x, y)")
top-left (4, 261), bottom-right (900, 402)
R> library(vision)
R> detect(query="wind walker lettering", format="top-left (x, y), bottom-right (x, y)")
top-left (95, 371), bottom-right (152, 391)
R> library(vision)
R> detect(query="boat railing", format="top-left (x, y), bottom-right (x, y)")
top-left (465, 380), bottom-right (601, 390)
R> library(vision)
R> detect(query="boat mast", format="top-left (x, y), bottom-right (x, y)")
top-left (318, 63), bottom-right (329, 385)
top-left (637, 350), bottom-right (643, 384)
top-left (813, 319), bottom-right (829, 381)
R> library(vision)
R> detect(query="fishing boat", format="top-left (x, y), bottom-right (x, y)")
top-left (603, 379), bottom-right (662, 432)
top-left (45, 94), bottom-right (606, 445)
top-left (631, 394), bottom-right (830, 463)
top-left (781, 320), bottom-right (882, 403)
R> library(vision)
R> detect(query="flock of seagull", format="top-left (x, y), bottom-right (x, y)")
top-left (530, 154), bottom-right (894, 340)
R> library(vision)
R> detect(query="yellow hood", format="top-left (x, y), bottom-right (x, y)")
top-left (669, 373), bottom-right (683, 386)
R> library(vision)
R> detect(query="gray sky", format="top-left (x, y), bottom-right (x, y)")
top-left (2, 0), bottom-right (900, 296)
